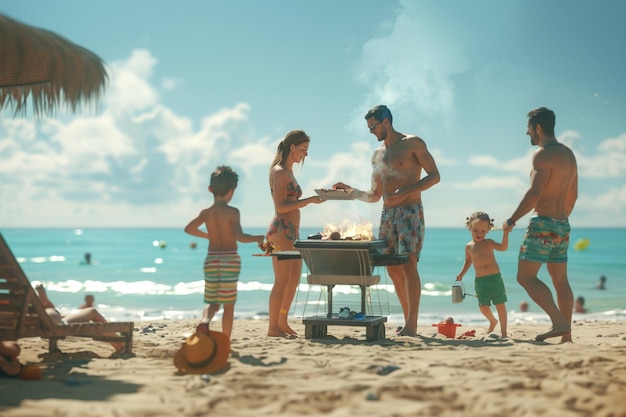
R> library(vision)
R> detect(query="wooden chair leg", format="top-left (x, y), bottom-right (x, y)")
top-left (48, 338), bottom-right (61, 353)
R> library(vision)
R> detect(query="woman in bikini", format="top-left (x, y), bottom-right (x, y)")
top-left (266, 130), bottom-right (325, 338)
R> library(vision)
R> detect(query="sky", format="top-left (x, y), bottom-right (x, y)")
top-left (1, 0), bottom-right (625, 230)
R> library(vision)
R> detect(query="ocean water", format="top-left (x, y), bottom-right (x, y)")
top-left (2, 227), bottom-right (624, 327)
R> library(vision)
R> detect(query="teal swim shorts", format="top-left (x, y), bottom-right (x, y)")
top-left (519, 215), bottom-right (570, 263)
top-left (474, 272), bottom-right (508, 306)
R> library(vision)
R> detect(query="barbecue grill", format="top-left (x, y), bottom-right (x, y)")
top-left (294, 239), bottom-right (407, 341)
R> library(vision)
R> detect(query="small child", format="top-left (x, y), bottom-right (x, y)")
top-left (456, 211), bottom-right (511, 338)
top-left (184, 166), bottom-right (264, 340)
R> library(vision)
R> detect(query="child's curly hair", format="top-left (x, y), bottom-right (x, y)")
top-left (465, 211), bottom-right (495, 229)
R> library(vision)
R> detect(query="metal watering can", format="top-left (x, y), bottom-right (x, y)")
top-left (451, 281), bottom-right (476, 303)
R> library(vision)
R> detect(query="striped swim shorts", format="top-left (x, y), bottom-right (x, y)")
top-left (203, 251), bottom-right (241, 304)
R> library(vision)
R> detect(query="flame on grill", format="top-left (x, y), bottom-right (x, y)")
top-left (322, 219), bottom-right (374, 241)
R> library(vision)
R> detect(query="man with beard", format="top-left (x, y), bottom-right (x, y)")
top-left (507, 107), bottom-right (578, 343)
top-left (334, 105), bottom-right (440, 336)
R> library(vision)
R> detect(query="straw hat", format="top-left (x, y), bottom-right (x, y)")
top-left (173, 330), bottom-right (230, 375)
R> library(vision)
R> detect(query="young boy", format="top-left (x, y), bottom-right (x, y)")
top-left (184, 166), bottom-right (264, 340)
top-left (456, 211), bottom-right (511, 338)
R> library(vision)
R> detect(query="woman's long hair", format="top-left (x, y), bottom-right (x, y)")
top-left (268, 130), bottom-right (310, 181)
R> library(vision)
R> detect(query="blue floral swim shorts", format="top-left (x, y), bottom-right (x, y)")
top-left (379, 203), bottom-right (424, 259)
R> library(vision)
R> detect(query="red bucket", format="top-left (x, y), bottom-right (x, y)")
top-left (432, 322), bottom-right (462, 338)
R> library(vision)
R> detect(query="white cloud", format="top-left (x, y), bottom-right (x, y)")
top-left (160, 78), bottom-right (179, 91)
top-left (469, 151), bottom-right (532, 174)
top-left (229, 141), bottom-right (275, 177)
top-left (577, 132), bottom-right (626, 178)
top-left (468, 155), bottom-right (499, 168)
top-left (1, 29), bottom-right (624, 229)
top-left (573, 184), bottom-right (626, 226)
top-left (430, 148), bottom-right (456, 167)
top-left (0, 51), bottom-right (273, 227)
top-left (312, 141), bottom-right (375, 191)
top-left (449, 175), bottom-right (526, 190)
top-left (105, 49), bottom-right (160, 115)
top-left (588, 184), bottom-right (626, 208)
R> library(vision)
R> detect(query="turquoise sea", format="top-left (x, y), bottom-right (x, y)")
top-left (2, 227), bottom-right (624, 326)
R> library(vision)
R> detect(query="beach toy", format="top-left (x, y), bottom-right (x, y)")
top-left (432, 320), bottom-right (462, 338)
top-left (19, 365), bottom-right (42, 380)
top-left (338, 307), bottom-right (350, 319)
top-left (573, 237), bottom-right (590, 251)
top-left (452, 282), bottom-right (465, 303)
top-left (451, 281), bottom-right (477, 303)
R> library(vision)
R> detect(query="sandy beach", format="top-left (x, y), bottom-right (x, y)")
top-left (1, 318), bottom-right (625, 417)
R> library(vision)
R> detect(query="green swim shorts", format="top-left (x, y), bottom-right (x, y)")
top-left (474, 272), bottom-right (508, 306)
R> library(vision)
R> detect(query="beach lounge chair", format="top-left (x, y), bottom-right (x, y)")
top-left (0, 233), bottom-right (134, 354)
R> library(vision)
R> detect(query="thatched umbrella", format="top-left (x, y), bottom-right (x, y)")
top-left (0, 14), bottom-right (108, 117)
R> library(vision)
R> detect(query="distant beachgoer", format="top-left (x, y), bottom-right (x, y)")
top-left (184, 166), bottom-right (265, 341)
top-left (84, 252), bottom-right (91, 265)
top-left (265, 130), bottom-right (325, 338)
top-left (79, 294), bottom-right (95, 309)
top-left (35, 285), bottom-right (124, 352)
top-left (574, 296), bottom-right (587, 313)
top-left (519, 301), bottom-right (529, 312)
top-left (333, 105), bottom-right (440, 337)
top-left (456, 212), bottom-right (511, 338)
top-left (596, 275), bottom-right (606, 290)
top-left (506, 107), bottom-right (578, 343)
top-left (0, 340), bottom-right (21, 377)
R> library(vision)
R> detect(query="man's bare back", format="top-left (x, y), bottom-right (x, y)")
top-left (532, 144), bottom-right (578, 219)
top-left (509, 107), bottom-right (578, 343)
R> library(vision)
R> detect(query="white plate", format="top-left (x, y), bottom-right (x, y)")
top-left (315, 189), bottom-right (358, 200)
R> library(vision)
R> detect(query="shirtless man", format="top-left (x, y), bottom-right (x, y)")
top-left (334, 105), bottom-right (440, 336)
top-left (506, 107), bottom-right (578, 343)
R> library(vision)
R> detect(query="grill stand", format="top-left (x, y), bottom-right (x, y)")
top-left (294, 240), bottom-right (407, 342)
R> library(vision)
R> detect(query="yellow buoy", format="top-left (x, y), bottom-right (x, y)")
top-left (573, 237), bottom-right (590, 251)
